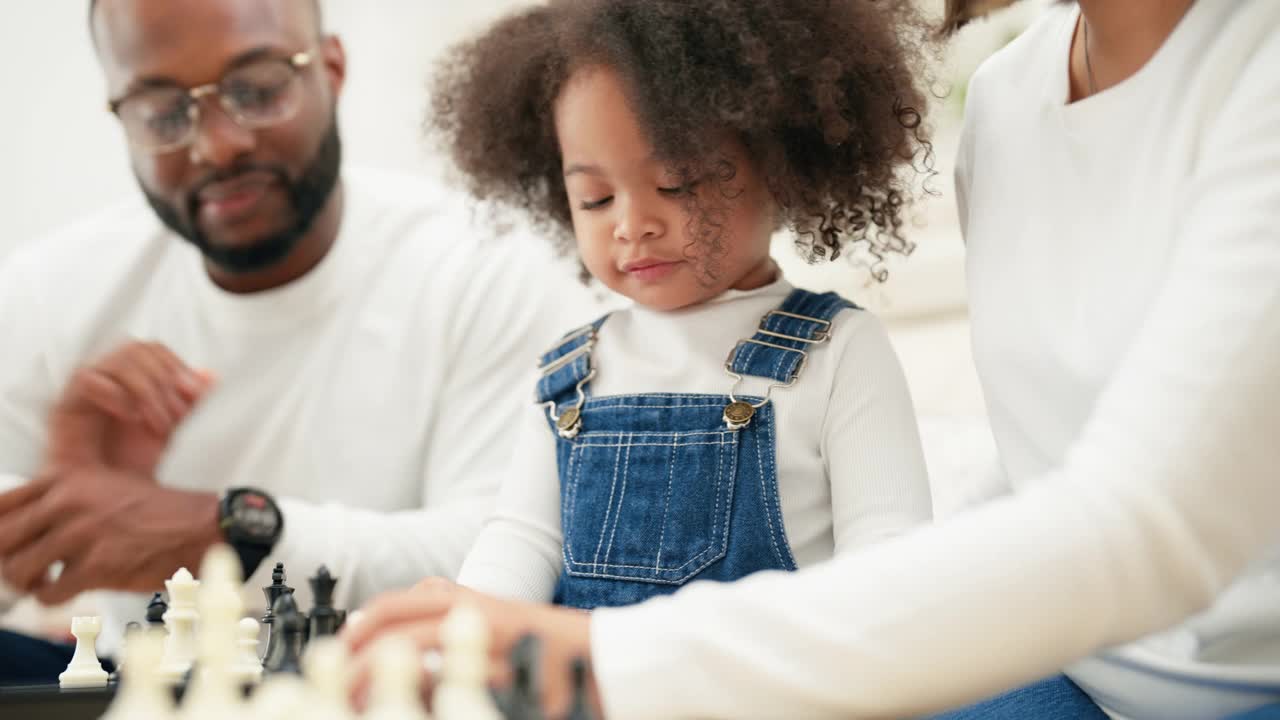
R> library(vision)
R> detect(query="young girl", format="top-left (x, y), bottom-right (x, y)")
top-left (439, 0), bottom-right (936, 610)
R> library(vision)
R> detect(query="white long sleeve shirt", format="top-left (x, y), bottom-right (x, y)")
top-left (0, 168), bottom-right (596, 653)
top-left (588, 2), bottom-right (1280, 718)
top-left (456, 277), bottom-right (933, 601)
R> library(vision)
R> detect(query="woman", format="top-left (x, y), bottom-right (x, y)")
top-left (346, 1), bottom-right (1280, 717)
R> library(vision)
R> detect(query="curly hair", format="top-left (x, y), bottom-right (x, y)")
top-left (430, 0), bottom-right (935, 280)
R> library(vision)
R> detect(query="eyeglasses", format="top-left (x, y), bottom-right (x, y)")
top-left (108, 51), bottom-right (314, 154)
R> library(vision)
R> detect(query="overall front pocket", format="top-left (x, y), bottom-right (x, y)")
top-left (561, 429), bottom-right (739, 584)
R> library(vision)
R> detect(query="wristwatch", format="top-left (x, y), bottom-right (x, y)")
top-left (217, 487), bottom-right (284, 580)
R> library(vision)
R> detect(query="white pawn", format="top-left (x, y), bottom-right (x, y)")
top-left (58, 616), bottom-right (109, 688)
top-left (232, 618), bottom-right (265, 685)
top-left (180, 545), bottom-right (246, 719)
top-left (434, 604), bottom-right (501, 720)
top-left (248, 673), bottom-right (309, 719)
top-left (159, 568), bottom-right (201, 683)
top-left (364, 636), bottom-right (432, 720)
top-left (102, 629), bottom-right (174, 720)
top-left (301, 637), bottom-right (355, 720)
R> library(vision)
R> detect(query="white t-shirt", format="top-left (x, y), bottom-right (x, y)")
top-left (587, 2), bottom-right (1280, 718)
top-left (0, 168), bottom-right (598, 653)
top-left (457, 277), bottom-right (933, 600)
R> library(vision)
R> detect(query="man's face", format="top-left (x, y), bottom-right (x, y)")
top-left (94, 0), bottom-right (346, 273)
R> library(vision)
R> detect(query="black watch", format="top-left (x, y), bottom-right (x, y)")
top-left (218, 487), bottom-right (283, 580)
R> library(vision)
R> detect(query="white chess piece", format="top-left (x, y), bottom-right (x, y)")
top-left (433, 604), bottom-right (502, 720)
top-left (159, 568), bottom-right (201, 683)
top-left (102, 628), bottom-right (174, 720)
top-left (364, 636), bottom-right (431, 720)
top-left (248, 673), bottom-right (309, 719)
top-left (179, 545), bottom-right (247, 719)
top-left (58, 616), bottom-right (110, 688)
top-left (232, 617), bottom-right (265, 685)
top-left (301, 637), bottom-right (355, 720)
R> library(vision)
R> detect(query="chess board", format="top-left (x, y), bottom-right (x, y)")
top-left (0, 682), bottom-right (120, 720)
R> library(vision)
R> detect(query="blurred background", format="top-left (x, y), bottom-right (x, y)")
top-left (1, 0), bottom-right (1049, 631)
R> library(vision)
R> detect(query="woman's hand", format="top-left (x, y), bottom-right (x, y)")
top-left (342, 577), bottom-right (600, 717)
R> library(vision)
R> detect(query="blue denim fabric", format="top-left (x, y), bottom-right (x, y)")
top-left (930, 675), bottom-right (1109, 720)
top-left (1226, 704), bottom-right (1280, 719)
top-left (536, 290), bottom-right (853, 609)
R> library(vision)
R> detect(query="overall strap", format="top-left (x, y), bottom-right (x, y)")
top-left (726, 289), bottom-right (856, 384)
top-left (536, 315), bottom-right (610, 406)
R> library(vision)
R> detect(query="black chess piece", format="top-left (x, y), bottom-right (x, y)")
top-left (262, 593), bottom-right (306, 674)
top-left (261, 562), bottom-right (294, 666)
top-left (502, 634), bottom-right (544, 720)
top-left (308, 565), bottom-right (342, 639)
top-left (145, 592), bottom-right (168, 627)
top-left (564, 658), bottom-right (597, 720)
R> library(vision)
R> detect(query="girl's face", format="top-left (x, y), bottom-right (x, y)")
top-left (554, 65), bottom-right (777, 312)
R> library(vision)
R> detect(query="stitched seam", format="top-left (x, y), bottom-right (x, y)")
top-left (591, 442), bottom-right (624, 568)
top-left (563, 441), bottom-right (584, 566)
top-left (654, 438), bottom-right (676, 571)
top-left (602, 434), bottom-right (632, 567)
top-left (754, 405), bottom-right (788, 568)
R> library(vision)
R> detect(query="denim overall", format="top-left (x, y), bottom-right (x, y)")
top-left (535, 289), bottom-right (855, 609)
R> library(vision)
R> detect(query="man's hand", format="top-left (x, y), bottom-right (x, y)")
top-left (45, 341), bottom-right (214, 477)
top-left (342, 577), bottom-right (600, 717)
top-left (0, 471), bottom-right (221, 605)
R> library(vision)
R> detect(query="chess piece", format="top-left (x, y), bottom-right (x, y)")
top-left (261, 562), bottom-right (293, 667)
top-left (102, 629), bottom-right (173, 720)
top-left (179, 546), bottom-right (246, 718)
top-left (248, 673), bottom-right (309, 719)
top-left (501, 634), bottom-right (543, 720)
top-left (159, 568), bottom-right (201, 683)
top-left (308, 566), bottom-right (342, 639)
top-left (232, 618), bottom-right (265, 685)
top-left (58, 616), bottom-right (110, 688)
top-left (146, 592), bottom-right (169, 627)
top-left (301, 637), bottom-right (355, 720)
top-left (363, 636), bottom-right (429, 720)
top-left (434, 603), bottom-right (502, 720)
top-left (262, 593), bottom-right (306, 674)
top-left (565, 658), bottom-right (597, 720)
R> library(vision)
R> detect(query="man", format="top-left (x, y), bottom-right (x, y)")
top-left (0, 0), bottom-right (591, 684)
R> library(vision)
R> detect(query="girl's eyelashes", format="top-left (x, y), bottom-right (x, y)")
top-left (580, 196), bottom-right (614, 210)
top-left (578, 182), bottom-right (699, 211)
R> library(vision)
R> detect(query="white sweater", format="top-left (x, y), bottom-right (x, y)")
top-left (0, 169), bottom-right (594, 653)
top-left (457, 277), bottom-right (933, 600)
top-left (588, 2), bottom-right (1280, 718)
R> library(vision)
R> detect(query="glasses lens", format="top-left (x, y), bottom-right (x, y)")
top-left (117, 88), bottom-right (192, 151)
top-left (220, 59), bottom-right (302, 126)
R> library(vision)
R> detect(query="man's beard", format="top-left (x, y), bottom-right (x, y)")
top-left (142, 115), bottom-right (342, 275)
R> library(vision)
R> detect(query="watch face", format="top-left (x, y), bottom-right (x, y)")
top-left (227, 491), bottom-right (279, 544)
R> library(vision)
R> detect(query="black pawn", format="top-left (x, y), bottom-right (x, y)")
top-left (502, 634), bottom-right (544, 720)
top-left (565, 658), bottom-right (597, 720)
top-left (262, 593), bottom-right (306, 674)
top-left (145, 592), bottom-right (168, 627)
top-left (261, 563), bottom-right (294, 665)
top-left (308, 565), bottom-right (341, 639)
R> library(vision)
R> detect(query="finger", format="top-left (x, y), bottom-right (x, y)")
top-left (77, 369), bottom-right (139, 423)
top-left (145, 344), bottom-right (214, 402)
top-left (2, 518), bottom-right (94, 595)
top-left (138, 343), bottom-right (201, 420)
top-left (0, 477), bottom-right (51, 519)
top-left (348, 623), bottom-right (444, 712)
top-left (127, 344), bottom-right (194, 427)
top-left (343, 586), bottom-right (457, 655)
top-left (99, 354), bottom-right (179, 436)
top-left (0, 481), bottom-right (60, 558)
top-left (33, 553), bottom-right (94, 607)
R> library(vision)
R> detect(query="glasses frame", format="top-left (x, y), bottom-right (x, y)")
top-left (106, 51), bottom-right (315, 154)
